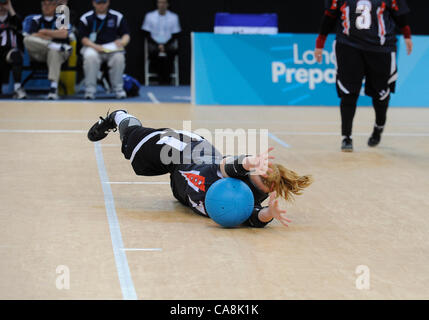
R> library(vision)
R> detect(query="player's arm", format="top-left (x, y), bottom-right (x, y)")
top-left (243, 192), bottom-right (292, 228)
top-left (314, 3), bottom-right (339, 63)
top-left (259, 192), bottom-right (292, 227)
top-left (391, 13), bottom-right (413, 55)
top-left (39, 28), bottom-right (68, 39)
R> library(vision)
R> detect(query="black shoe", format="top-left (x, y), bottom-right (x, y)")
top-left (87, 110), bottom-right (126, 142)
top-left (341, 137), bottom-right (353, 152)
top-left (368, 126), bottom-right (383, 147)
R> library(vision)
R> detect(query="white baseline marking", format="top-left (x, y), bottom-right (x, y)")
top-left (147, 92), bottom-right (160, 104)
top-left (0, 129), bottom-right (428, 137)
top-left (94, 142), bottom-right (137, 300)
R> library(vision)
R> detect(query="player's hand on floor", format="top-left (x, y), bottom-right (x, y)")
top-left (268, 192), bottom-right (292, 227)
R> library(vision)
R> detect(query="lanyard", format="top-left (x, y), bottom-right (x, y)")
top-left (92, 17), bottom-right (106, 34)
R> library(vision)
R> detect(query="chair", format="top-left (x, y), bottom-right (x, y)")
top-left (144, 38), bottom-right (179, 86)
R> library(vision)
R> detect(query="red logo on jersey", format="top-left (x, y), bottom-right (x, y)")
top-left (392, 0), bottom-right (399, 11)
top-left (180, 170), bottom-right (206, 192)
top-left (330, 0), bottom-right (338, 10)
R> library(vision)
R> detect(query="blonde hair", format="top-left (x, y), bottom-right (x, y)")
top-left (261, 164), bottom-right (313, 202)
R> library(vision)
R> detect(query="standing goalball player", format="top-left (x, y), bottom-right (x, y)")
top-left (314, 0), bottom-right (413, 152)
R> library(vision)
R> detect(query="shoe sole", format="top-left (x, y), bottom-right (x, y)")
top-left (341, 148), bottom-right (353, 152)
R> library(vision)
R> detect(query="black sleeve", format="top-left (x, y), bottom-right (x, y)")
top-left (318, 11), bottom-right (338, 35)
top-left (117, 17), bottom-right (130, 37)
top-left (242, 205), bottom-right (273, 228)
top-left (390, 0), bottom-right (410, 16)
top-left (9, 14), bottom-right (22, 32)
top-left (77, 19), bottom-right (90, 39)
top-left (390, 13), bottom-right (409, 29)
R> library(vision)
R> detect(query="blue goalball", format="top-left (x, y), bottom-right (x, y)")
top-left (205, 178), bottom-right (255, 228)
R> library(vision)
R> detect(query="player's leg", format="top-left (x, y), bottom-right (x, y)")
top-left (87, 110), bottom-right (173, 176)
top-left (335, 42), bottom-right (365, 152)
top-left (364, 50), bottom-right (397, 147)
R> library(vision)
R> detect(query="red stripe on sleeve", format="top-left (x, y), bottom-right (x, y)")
top-left (401, 25), bottom-right (411, 39)
top-left (316, 34), bottom-right (327, 49)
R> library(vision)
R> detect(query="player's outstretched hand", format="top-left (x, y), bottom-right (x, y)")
top-left (405, 38), bottom-right (413, 55)
top-left (243, 147), bottom-right (275, 176)
top-left (268, 191), bottom-right (292, 227)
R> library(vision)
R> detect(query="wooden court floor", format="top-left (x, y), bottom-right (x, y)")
top-left (0, 100), bottom-right (428, 300)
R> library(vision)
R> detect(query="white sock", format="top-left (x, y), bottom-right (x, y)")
top-left (114, 111), bottom-right (133, 126)
top-left (50, 81), bottom-right (58, 89)
top-left (375, 125), bottom-right (384, 130)
top-left (14, 83), bottom-right (21, 91)
top-left (48, 43), bottom-right (62, 51)
top-left (342, 135), bottom-right (352, 140)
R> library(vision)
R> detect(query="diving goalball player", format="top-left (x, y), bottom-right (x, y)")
top-left (88, 110), bottom-right (313, 228)
top-left (315, 0), bottom-right (413, 152)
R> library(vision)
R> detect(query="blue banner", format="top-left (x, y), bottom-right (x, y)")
top-left (192, 32), bottom-right (429, 107)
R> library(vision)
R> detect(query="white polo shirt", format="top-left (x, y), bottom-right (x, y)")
top-left (141, 10), bottom-right (181, 44)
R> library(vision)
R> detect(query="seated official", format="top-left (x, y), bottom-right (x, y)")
top-left (23, 0), bottom-right (72, 100)
top-left (78, 0), bottom-right (130, 100)
top-left (141, 0), bottom-right (181, 85)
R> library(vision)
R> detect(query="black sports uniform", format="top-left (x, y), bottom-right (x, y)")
top-left (120, 124), bottom-right (272, 228)
top-left (0, 12), bottom-right (23, 91)
top-left (316, 0), bottom-right (411, 149)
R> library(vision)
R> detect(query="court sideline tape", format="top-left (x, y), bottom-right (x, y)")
top-left (94, 142), bottom-right (138, 300)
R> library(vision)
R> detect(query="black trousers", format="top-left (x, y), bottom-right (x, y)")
top-left (147, 41), bottom-right (177, 85)
top-left (0, 47), bottom-right (23, 92)
top-left (335, 42), bottom-right (396, 136)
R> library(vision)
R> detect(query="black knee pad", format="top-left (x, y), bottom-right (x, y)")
top-left (118, 117), bottom-right (142, 140)
top-left (6, 49), bottom-right (23, 65)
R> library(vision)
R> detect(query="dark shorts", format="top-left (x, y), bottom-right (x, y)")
top-left (335, 41), bottom-right (397, 100)
top-left (121, 126), bottom-right (172, 176)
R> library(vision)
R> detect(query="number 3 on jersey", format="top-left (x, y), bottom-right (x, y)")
top-left (356, 0), bottom-right (372, 29)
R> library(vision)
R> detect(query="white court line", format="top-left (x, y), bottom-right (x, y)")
top-left (0, 129), bottom-right (428, 137)
top-left (107, 182), bottom-right (169, 185)
top-left (147, 92), bottom-right (160, 104)
top-left (94, 142), bottom-right (137, 300)
top-left (0, 119), bottom-right (428, 127)
top-left (122, 248), bottom-right (163, 252)
top-left (269, 132), bottom-right (291, 148)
